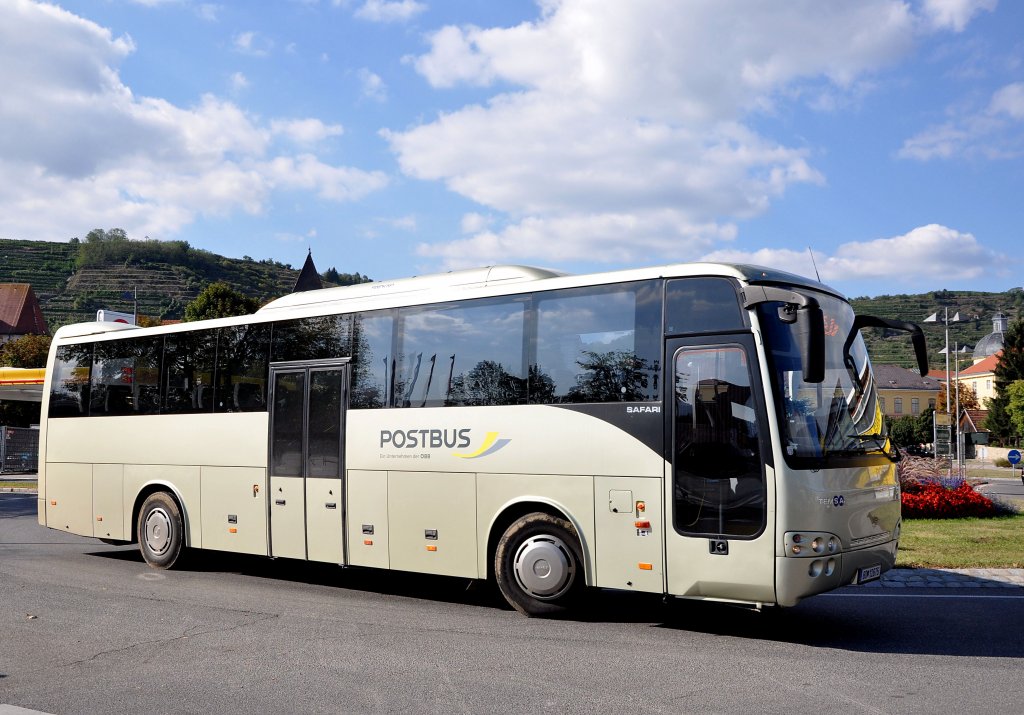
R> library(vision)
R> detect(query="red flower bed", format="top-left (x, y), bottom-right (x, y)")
top-left (901, 481), bottom-right (998, 519)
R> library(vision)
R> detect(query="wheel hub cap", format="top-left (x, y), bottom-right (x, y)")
top-left (145, 508), bottom-right (171, 556)
top-left (513, 535), bottom-right (575, 600)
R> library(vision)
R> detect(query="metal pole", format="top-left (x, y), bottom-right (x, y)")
top-left (944, 307), bottom-right (950, 416)
top-left (944, 308), bottom-right (951, 477)
top-left (954, 341), bottom-right (961, 476)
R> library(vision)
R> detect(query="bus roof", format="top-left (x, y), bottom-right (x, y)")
top-left (49, 261), bottom-right (842, 344)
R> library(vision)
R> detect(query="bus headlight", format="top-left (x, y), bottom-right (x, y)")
top-left (784, 531), bottom-right (841, 558)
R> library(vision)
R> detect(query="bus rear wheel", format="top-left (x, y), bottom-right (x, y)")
top-left (495, 512), bottom-right (584, 617)
top-left (137, 492), bottom-right (184, 569)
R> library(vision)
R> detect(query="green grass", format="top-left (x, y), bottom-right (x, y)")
top-left (0, 480), bottom-right (36, 489)
top-left (897, 514), bottom-right (1024, 569)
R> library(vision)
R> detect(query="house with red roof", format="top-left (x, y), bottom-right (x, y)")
top-left (0, 283), bottom-right (49, 345)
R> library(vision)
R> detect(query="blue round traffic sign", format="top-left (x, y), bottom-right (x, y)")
top-left (1009, 449), bottom-right (1022, 465)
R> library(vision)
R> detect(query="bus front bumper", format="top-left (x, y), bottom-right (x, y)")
top-left (775, 538), bottom-right (898, 607)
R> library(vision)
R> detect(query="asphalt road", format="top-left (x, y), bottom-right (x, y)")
top-left (977, 474), bottom-right (1024, 505)
top-left (2, 493), bottom-right (1023, 715)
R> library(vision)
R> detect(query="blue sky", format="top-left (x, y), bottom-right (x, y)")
top-left (1, 0), bottom-right (1022, 298)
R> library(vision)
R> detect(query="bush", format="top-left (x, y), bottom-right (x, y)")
top-left (994, 457), bottom-right (1010, 468)
top-left (897, 456), bottom-right (1013, 519)
top-left (901, 481), bottom-right (999, 518)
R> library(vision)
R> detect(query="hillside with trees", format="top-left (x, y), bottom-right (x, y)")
top-left (0, 230), bottom-right (370, 330)
top-left (2, 232), bottom-right (1021, 373)
top-left (850, 289), bottom-right (1024, 371)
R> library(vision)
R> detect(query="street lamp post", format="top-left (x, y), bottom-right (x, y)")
top-left (940, 341), bottom-right (972, 476)
top-left (924, 308), bottom-right (960, 473)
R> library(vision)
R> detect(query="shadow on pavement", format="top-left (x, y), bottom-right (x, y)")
top-left (89, 544), bottom-right (1024, 658)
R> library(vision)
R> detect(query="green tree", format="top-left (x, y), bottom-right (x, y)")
top-left (0, 334), bottom-right (50, 426)
top-left (984, 395), bottom-right (1013, 446)
top-left (994, 318), bottom-right (1024, 392)
top-left (0, 334), bottom-right (52, 368)
top-left (887, 415), bottom-right (918, 447)
top-left (987, 318), bottom-right (1024, 445)
top-left (1005, 380), bottom-right (1024, 442)
top-left (183, 283), bottom-right (260, 322)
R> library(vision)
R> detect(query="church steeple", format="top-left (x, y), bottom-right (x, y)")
top-left (292, 249), bottom-right (323, 293)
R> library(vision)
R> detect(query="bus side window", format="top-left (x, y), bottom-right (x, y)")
top-left (48, 344), bottom-right (93, 418)
top-left (351, 311), bottom-right (394, 409)
top-left (215, 324), bottom-right (271, 413)
top-left (394, 299), bottom-right (526, 408)
top-left (531, 281), bottom-right (661, 404)
top-left (163, 330), bottom-right (216, 415)
top-left (271, 314), bottom-right (352, 362)
top-left (89, 336), bottom-right (162, 416)
top-left (665, 278), bottom-right (744, 336)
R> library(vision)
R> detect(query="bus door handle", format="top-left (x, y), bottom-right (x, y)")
top-left (325, 502), bottom-right (337, 509)
top-left (275, 499), bottom-right (286, 506)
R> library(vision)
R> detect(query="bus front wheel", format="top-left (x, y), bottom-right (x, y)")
top-left (495, 513), bottom-right (584, 617)
top-left (137, 492), bottom-right (184, 569)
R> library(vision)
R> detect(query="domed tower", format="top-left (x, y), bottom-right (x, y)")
top-left (972, 312), bottom-right (1007, 363)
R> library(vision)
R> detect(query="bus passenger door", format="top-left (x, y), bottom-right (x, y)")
top-left (269, 363), bottom-right (348, 564)
top-left (664, 337), bottom-right (775, 604)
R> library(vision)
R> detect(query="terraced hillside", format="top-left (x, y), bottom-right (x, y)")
top-left (0, 239), bottom-right (77, 301)
top-left (2, 236), bottom-right (1020, 371)
top-left (0, 237), bottom-right (349, 330)
top-left (850, 289), bottom-right (1024, 371)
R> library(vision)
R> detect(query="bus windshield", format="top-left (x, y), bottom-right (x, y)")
top-left (758, 292), bottom-right (893, 467)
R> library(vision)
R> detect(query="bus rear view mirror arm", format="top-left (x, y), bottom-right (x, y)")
top-left (845, 315), bottom-right (928, 377)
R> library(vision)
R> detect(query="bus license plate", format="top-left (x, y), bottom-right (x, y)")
top-left (858, 564), bottom-right (882, 583)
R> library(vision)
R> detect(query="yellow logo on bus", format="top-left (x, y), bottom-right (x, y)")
top-left (453, 431), bottom-right (511, 459)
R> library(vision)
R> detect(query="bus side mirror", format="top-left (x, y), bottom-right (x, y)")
top-left (742, 286), bottom-right (825, 384)
top-left (797, 304), bottom-right (825, 384)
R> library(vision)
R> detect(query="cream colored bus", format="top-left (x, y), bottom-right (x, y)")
top-left (38, 262), bottom-right (927, 616)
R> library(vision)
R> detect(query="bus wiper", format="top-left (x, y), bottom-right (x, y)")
top-left (851, 433), bottom-right (886, 442)
top-left (850, 433), bottom-right (900, 462)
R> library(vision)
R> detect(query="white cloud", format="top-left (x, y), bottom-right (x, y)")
top-left (232, 30), bottom-right (272, 56)
top-left (0, 1), bottom-right (386, 242)
top-left (270, 118), bottom-right (345, 144)
top-left (229, 71), bottom-right (248, 92)
top-left (357, 68), bottom-right (388, 102)
top-left (417, 211), bottom-right (738, 269)
top-left (381, 215), bottom-right (418, 231)
top-left (990, 82), bottom-right (1024, 119)
top-left (387, 0), bottom-right (957, 269)
top-left (196, 4), bottom-right (220, 22)
top-left (899, 82), bottom-right (1024, 160)
top-left (460, 212), bottom-right (492, 234)
top-left (920, 0), bottom-right (997, 32)
top-left (355, 0), bottom-right (426, 23)
top-left (262, 155), bottom-right (388, 201)
top-left (701, 224), bottom-right (1005, 286)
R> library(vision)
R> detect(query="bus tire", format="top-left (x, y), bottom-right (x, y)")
top-left (495, 512), bottom-right (584, 617)
top-left (137, 492), bottom-right (184, 569)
